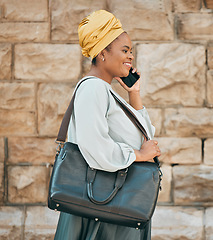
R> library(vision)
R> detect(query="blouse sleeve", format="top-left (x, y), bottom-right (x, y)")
top-left (72, 80), bottom-right (136, 172)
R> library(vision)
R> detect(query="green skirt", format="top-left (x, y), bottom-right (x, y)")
top-left (54, 212), bottom-right (151, 240)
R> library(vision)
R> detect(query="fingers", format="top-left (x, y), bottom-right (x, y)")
top-left (132, 68), bottom-right (141, 77)
top-left (148, 140), bottom-right (161, 157)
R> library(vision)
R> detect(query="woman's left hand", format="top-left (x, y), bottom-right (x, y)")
top-left (114, 68), bottom-right (141, 93)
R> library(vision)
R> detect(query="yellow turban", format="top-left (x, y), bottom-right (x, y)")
top-left (78, 10), bottom-right (124, 59)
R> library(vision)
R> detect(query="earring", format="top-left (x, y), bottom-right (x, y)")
top-left (102, 58), bottom-right (105, 61)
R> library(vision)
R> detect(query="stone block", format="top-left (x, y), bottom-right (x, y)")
top-left (177, 13), bottom-right (213, 40)
top-left (207, 70), bottom-right (213, 106)
top-left (208, 46), bottom-right (213, 69)
top-left (205, 208), bottom-right (213, 240)
top-left (51, 0), bottom-right (106, 41)
top-left (0, 110), bottom-right (36, 136)
top-left (38, 83), bottom-right (74, 136)
top-left (0, 0), bottom-right (48, 21)
top-left (15, 43), bottom-right (81, 81)
top-left (8, 137), bottom-right (55, 164)
top-left (173, 165), bottom-right (213, 204)
top-left (24, 206), bottom-right (59, 240)
top-left (0, 206), bottom-right (24, 240)
top-left (157, 137), bottom-right (202, 165)
top-left (204, 139), bottom-right (213, 165)
top-left (8, 166), bottom-right (48, 203)
top-left (0, 22), bottom-right (49, 42)
top-left (147, 109), bottom-right (162, 136)
top-left (152, 206), bottom-right (203, 240)
top-left (164, 108), bottom-right (213, 137)
top-left (171, 0), bottom-right (202, 12)
top-left (137, 43), bottom-right (205, 107)
top-left (0, 43), bottom-right (11, 80)
top-left (111, 1), bottom-right (174, 41)
top-left (158, 164), bottom-right (172, 203)
top-left (0, 82), bottom-right (35, 110)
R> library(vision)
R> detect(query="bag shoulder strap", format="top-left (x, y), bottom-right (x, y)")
top-left (56, 78), bottom-right (160, 166)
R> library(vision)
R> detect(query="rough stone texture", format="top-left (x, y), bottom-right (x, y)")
top-left (0, 43), bottom-right (11, 80)
top-left (208, 46), bottom-right (213, 69)
top-left (0, 0), bottom-right (48, 21)
top-left (146, 109), bottom-right (162, 137)
top-left (204, 138), bottom-right (213, 166)
top-left (15, 44), bottom-right (81, 81)
top-left (8, 166), bottom-right (48, 203)
top-left (0, 206), bottom-right (24, 240)
top-left (0, 1), bottom-right (212, 238)
top-left (152, 206), bottom-right (204, 240)
top-left (157, 137), bottom-right (202, 165)
top-left (137, 43), bottom-right (205, 107)
top-left (0, 22), bottom-right (49, 42)
top-left (51, 0), bottom-right (106, 41)
top-left (164, 108), bottom-right (213, 137)
top-left (173, 165), bottom-right (213, 204)
top-left (0, 82), bottom-right (35, 110)
top-left (0, 110), bottom-right (36, 136)
top-left (111, 0), bottom-right (174, 41)
top-left (170, 0), bottom-right (202, 12)
top-left (38, 83), bottom-right (74, 136)
top-left (24, 207), bottom-right (59, 240)
top-left (205, 208), bottom-right (213, 240)
top-left (158, 164), bottom-right (172, 203)
top-left (177, 13), bottom-right (213, 40)
top-left (207, 70), bottom-right (213, 107)
top-left (8, 137), bottom-right (55, 164)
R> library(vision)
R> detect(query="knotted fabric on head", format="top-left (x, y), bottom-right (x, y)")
top-left (78, 10), bottom-right (124, 59)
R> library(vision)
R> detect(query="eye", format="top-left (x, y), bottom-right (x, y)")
top-left (123, 50), bottom-right (128, 53)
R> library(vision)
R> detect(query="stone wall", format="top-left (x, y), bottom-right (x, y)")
top-left (0, 0), bottom-right (213, 239)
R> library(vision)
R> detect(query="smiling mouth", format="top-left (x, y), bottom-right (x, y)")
top-left (124, 62), bottom-right (132, 68)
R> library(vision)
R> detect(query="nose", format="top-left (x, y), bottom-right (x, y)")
top-left (128, 51), bottom-right (134, 60)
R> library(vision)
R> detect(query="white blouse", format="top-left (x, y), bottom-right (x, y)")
top-left (68, 77), bottom-right (155, 172)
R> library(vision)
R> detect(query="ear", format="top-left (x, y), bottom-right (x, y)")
top-left (98, 50), bottom-right (106, 62)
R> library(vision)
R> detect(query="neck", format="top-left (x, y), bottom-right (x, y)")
top-left (86, 65), bottom-right (113, 84)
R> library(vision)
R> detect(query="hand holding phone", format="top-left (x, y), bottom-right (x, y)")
top-left (121, 68), bottom-right (140, 88)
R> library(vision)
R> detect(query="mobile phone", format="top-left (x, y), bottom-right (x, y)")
top-left (121, 68), bottom-right (140, 88)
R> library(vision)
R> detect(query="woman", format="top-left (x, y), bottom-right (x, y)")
top-left (54, 10), bottom-right (161, 240)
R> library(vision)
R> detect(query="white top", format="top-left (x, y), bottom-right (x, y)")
top-left (68, 77), bottom-right (155, 172)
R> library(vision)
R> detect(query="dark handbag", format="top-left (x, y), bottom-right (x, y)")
top-left (48, 78), bottom-right (163, 229)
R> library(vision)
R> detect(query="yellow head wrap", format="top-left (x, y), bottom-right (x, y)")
top-left (78, 10), bottom-right (124, 59)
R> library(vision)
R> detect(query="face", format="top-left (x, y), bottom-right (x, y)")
top-left (102, 32), bottom-right (134, 78)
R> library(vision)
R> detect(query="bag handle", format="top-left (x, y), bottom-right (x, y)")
top-left (87, 168), bottom-right (127, 205)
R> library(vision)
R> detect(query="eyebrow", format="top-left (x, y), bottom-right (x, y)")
top-left (123, 45), bottom-right (132, 50)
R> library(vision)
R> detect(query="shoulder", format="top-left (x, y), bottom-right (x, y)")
top-left (76, 77), bottom-right (111, 101)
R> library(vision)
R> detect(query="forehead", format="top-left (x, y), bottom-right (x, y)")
top-left (112, 32), bottom-right (132, 48)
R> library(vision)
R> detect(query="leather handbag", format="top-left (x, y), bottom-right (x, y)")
top-left (48, 78), bottom-right (163, 229)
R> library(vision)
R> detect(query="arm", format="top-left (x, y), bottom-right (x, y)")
top-left (115, 71), bottom-right (161, 162)
top-left (73, 80), bottom-right (136, 172)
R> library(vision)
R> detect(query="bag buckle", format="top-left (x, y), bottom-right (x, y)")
top-left (55, 140), bottom-right (65, 154)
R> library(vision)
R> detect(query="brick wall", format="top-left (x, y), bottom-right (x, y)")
top-left (0, 0), bottom-right (213, 239)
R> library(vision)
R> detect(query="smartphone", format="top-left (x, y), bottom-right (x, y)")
top-left (121, 68), bottom-right (140, 88)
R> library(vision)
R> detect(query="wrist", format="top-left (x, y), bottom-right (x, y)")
top-left (134, 149), bottom-right (145, 162)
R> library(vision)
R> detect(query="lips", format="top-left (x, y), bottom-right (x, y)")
top-left (123, 62), bottom-right (132, 69)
